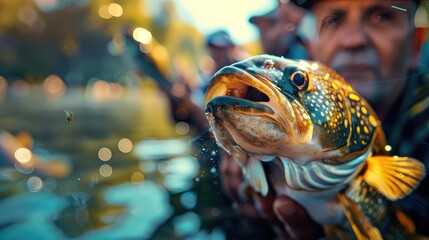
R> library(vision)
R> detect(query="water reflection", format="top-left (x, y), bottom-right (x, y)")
top-left (159, 156), bottom-right (200, 193)
top-left (0, 85), bottom-right (230, 239)
top-left (0, 192), bottom-right (68, 239)
top-left (134, 139), bottom-right (191, 160)
top-left (173, 212), bottom-right (201, 237)
top-left (79, 182), bottom-right (173, 240)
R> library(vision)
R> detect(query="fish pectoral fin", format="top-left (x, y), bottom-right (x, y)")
top-left (337, 193), bottom-right (382, 240)
top-left (244, 156), bottom-right (269, 196)
top-left (363, 156), bottom-right (426, 201)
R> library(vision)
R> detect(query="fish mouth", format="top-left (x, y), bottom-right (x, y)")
top-left (204, 65), bottom-right (313, 158)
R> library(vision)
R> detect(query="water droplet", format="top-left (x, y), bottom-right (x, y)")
top-left (263, 59), bottom-right (275, 69)
top-left (384, 145), bottom-right (392, 152)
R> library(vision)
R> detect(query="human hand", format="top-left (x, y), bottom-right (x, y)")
top-left (219, 149), bottom-right (260, 218)
top-left (253, 193), bottom-right (324, 240)
top-left (219, 149), bottom-right (324, 239)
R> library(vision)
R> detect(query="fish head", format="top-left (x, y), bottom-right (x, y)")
top-left (205, 55), bottom-right (379, 165)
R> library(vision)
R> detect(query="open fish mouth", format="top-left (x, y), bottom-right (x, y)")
top-left (204, 65), bottom-right (313, 157)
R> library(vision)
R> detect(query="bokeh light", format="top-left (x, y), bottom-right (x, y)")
top-left (108, 3), bottom-right (123, 17)
top-left (14, 148), bottom-right (32, 163)
top-left (175, 122), bottom-right (190, 135)
top-left (92, 80), bottom-right (111, 100)
top-left (98, 147), bottom-right (112, 161)
top-left (132, 27), bottom-right (152, 44)
top-left (180, 191), bottom-right (197, 209)
top-left (27, 176), bottom-right (44, 192)
top-left (99, 164), bottom-right (113, 177)
top-left (131, 172), bottom-right (145, 183)
top-left (43, 74), bottom-right (67, 99)
top-left (118, 138), bottom-right (133, 153)
top-left (109, 83), bottom-right (125, 99)
top-left (98, 5), bottom-right (112, 19)
top-left (15, 162), bottom-right (35, 174)
top-left (385, 145), bottom-right (392, 152)
top-left (173, 212), bottom-right (201, 237)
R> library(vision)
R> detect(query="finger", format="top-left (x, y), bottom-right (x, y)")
top-left (252, 189), bottom-right (276, 219)
top-left (236, 202), bottom-right (261, 219)
top-left (253, 191), bottom-right (294, 239)
top-left (273, 196), bottom-right (324, 240)
top-left (219, 151), bottom-right (246, 203)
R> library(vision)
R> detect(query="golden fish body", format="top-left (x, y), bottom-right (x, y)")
top-left (204, 55), bottom-right (426, 239)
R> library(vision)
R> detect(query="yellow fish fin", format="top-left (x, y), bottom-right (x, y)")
top-left (337, 193), bottom-right (382, 240)
top-left (395, 208), bottom-right (416, 235)
top-left (244, 156), bottom-right (268, 196)
top-left (324, 225), bottom-right (353, 240)
top-left (363, 156), bottom-right (426, 200)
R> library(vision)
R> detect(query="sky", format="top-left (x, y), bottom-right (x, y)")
top-left (172, 0), bottom-right (278, 44)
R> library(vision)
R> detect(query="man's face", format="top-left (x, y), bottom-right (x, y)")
top-left (256, 17), bottom-right (297, 56)
top-left (311, 0), bottom-right (417, 107)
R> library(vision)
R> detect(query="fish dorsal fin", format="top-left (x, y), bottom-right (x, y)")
top-left (337, 193), bottom-right (382, 240)
top-left (244, 156), bottom-right (269, 196)
top-left (363, 156), bottom-right (426, 200)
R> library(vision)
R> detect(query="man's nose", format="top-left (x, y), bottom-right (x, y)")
top-left (340, 23), bottom-right (368, 49)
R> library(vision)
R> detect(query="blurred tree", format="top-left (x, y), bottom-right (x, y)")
top-left (0, 0), bottom-right (207, 88)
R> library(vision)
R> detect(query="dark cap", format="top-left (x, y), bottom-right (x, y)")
top-left (206, 30), bottom-right (234, 48)
top-left (249, 8), bottom-right (277, 25)
top-left (287, 0), bottom-right (314, 10)
top-left (288, 0), bottom-right (422, 9)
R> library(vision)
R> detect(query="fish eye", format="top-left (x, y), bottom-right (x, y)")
top-left (290, 71), bottom-right (308, 91)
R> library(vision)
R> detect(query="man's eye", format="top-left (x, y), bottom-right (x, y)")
top-left (370, 10), bottom-right (395, 24)
top-left (322, 14), bottom-right (343, 27)
top-left (326, 17), bottom-right (339, 25)
top-left (377, 12), bottom-right (393, 22)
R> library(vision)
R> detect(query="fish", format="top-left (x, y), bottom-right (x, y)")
top-left (204, 55), bottom-right (426, 239)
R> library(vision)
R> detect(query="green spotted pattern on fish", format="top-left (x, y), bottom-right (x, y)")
top-left (204, 55), bottom-right (426, 239)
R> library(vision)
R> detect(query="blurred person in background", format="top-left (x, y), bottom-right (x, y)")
top-left (249, 0), bottom-right (315, 59)
top-left (121, 30), bottom-right (208, 133)
top-left (218, 0), bottom-right (429, 239)
top-left (191, 30), bottom-right (247, 108)
top-left (206, 30), bottom-right (243, 73)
